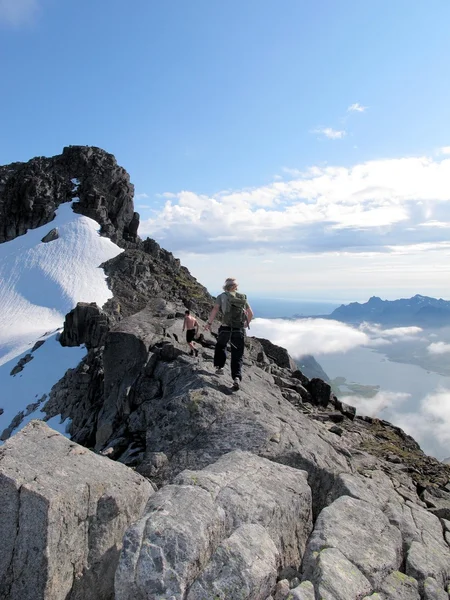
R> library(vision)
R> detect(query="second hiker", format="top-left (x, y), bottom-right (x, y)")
top-left (183, 310), bottom-right (199, 356)
top-left (204, 277), bottom-right (253, 390)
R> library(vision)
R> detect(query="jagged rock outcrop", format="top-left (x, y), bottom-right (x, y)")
top-left (59, 302), bottom-right (111, 349)
top-left (257, 337), bottom-right (298, 370)
top-left (0, 421), bottom-right (154, 600)
top-left (0, 145), bottom-right (137, 245)
top-left (102, 239), bottom-right (213, 320)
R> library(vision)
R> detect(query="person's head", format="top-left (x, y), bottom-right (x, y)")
top-left (185, 310), bottom-right (190, 316)
top-left (223, 278), bottom-right (238, 292)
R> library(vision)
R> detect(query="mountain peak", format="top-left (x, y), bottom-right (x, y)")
top-left (0, 145), bottom-right (138, 246)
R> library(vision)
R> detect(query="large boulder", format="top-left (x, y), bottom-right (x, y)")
top-left (302, 495), bottom-right (403, 590)
top-left (59, 302), bottom-right (110, 349)
top-left (255, 337), bottom-right (297, 370)
top-left (0, 420), bottom-right (154, 600)
top-left (115, 450), bottom-right (312, 600)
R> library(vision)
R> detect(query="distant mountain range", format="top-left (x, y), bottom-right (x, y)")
top-left (327, 294), bottom-right (450, 326)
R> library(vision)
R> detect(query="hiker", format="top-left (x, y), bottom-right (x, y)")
top-left (183, 310), bottom-right (199, 356)
top-left (204, 278), bottom-right (253, 390)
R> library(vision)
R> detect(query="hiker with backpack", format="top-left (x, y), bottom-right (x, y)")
top-left (204, 278), bottom-right (253, 390)
top-left (183, 310), bottom-right (199, 357)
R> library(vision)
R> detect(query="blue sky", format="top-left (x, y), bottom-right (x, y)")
top-left (2, 0), bottom-right (450, 301)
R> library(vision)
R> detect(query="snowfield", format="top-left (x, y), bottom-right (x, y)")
top-left (0, 201), bottom-right (123, 440)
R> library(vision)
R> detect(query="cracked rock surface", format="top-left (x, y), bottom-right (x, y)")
top-left (0, 420), bottom-right (153, 600)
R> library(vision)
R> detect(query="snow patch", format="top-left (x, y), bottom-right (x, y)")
top-left (0, 201), bottom-right (123, 365)
top-left (0, 333), bottom-right (86, 442)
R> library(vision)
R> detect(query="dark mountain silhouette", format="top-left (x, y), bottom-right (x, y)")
top-left (330, 294), bottom-right (450, 326)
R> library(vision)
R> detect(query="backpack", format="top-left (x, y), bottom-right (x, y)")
top-left (223, 292), bottom-right (248, 329)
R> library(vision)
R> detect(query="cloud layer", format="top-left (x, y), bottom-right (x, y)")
top-left (251, 317), bottom-right (369, 357)
top-left (139, 154), bottom-right (450, 260)
top-left (391, 388), bottom-right (450, 459)
top-left (249, 316), bottom-right (448, 459)
top-left (250, 317), bottom-right (423, 358)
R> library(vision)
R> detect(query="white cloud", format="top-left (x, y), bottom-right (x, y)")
top-left (135, 193), bottom-right (149, 199)
top-left (427, 341), bottom-right (450, 355)
top-left (250, 317), bottom-right (426, 360)
top-left (417, 220), bottom-right (450, 228)
top-left (0, 0), bottom-right (38, 25)
top-left (439, 146), bottom-right (450, 155)
top-left (391, 388), bottom-right (450, 458)
top-left (348, 103), bottom-right (367, 113)
top-left (139, 153), bottom-right (450, 266)
top-left (361, 323), bottom-right (422, 345)
top-left (340, 390), bottom-right (410, 419)
top-left (251, 317), bottom-right (369, 357)
top-left (313, 127), bottom-right (346, 140)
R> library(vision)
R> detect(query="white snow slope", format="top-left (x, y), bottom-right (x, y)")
top-left (0, 201), bottom-right (123, 440)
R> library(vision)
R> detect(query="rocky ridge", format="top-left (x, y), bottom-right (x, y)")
top-left (0, 147), bottom-right (449, 600)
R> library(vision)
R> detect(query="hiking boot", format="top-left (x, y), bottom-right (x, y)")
top-left (194, 348), bottom-right (199, 357)
top-left (215, 367), bottom-right (224, 375)
top-left (232, 377), bottom-right (240, 390)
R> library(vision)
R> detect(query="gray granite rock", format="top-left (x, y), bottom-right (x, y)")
top-left (174, 450), bottom-right (312, 569)
top-left (304, 547), bottom-right (372, 600)
top-left (273, 579), bottom-right (290, 600)
top-left (0, 420), bottom-right (153, 600)
top-left (187, 524), bottom-right (279, 600)
top-left (405, 504), bottom-right (450, 589)
top-left (290, 580), bottom-right (316, 600)
top-left (423, 576), bottom-right (449, 600)
top-left (115, 483), bottom-right (227, 600)
top-left (379, 571), bottom-right (420, 599)
top-left (302, 495), bottom-right (403, 588)
top-left (116, 451), bottom-right (312, 600)
top-left (422, 488), bottom-right (450, 520)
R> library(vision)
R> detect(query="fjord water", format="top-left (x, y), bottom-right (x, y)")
top-left (318, 346), bottom-right (450, 460)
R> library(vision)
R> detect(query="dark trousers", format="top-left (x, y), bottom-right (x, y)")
top-left (214, 326), bottom-right (245, 380)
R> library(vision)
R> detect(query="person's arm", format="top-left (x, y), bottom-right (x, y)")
top-left (204, 303), bottom-right (220, 330)
top-left (245, 304), bottom-right (254, 327)
top-left (182, 317), bottom-right (186, 332)
top-left (195, 319), bottom-right (199, 335)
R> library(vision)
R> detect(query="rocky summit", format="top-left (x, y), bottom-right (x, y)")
top-left (0, 147), bottom-right (449, 600)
